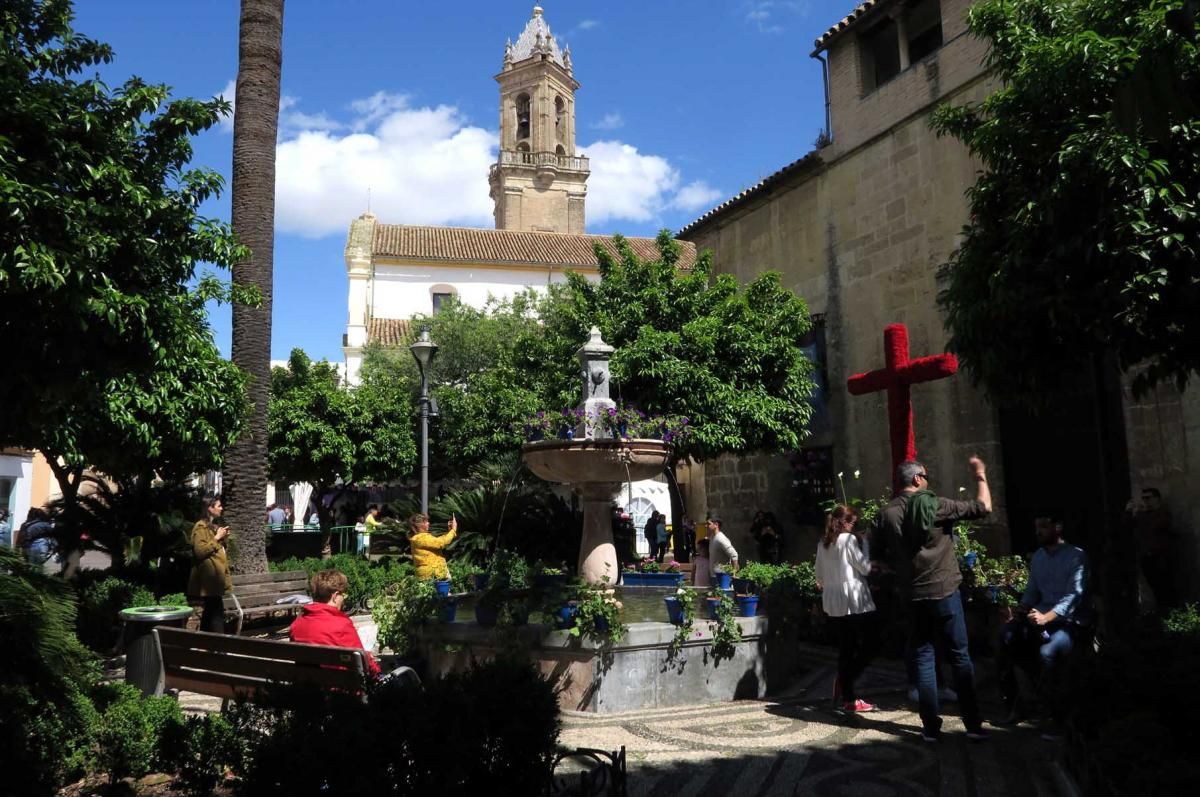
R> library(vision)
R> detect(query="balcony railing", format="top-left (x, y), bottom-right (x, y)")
top-left (496, 149), bottom-right (589, 172)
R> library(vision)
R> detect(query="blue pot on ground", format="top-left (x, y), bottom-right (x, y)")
top-left (433, 579), bottom-right (452, 597)
top-left (714, 571), bottom-right (733, 591)
top-left (554, 602), bottom-right (579, 629)
top-left (664, 596), bottom-right (685, 625)
top-left (735, 594), bottom-right (759, 617)
top-left (439, 597), bottom-right (459, 623)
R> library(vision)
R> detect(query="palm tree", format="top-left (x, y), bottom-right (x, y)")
top-left (224, 0), bottom-right (284, 573)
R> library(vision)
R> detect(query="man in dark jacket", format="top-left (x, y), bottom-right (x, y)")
top-left (876, 456), bottom-right (991, 742)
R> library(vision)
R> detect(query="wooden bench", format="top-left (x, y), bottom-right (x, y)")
top-left (155, 626), bottom-right (371, 705)
top-left (225, 570), bottom-right (310, 635)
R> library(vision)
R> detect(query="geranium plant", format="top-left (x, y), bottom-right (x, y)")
top-left (570, 578), bottom-right (627, 645)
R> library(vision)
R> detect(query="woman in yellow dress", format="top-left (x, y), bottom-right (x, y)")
top-left (408, 512), bottom-right (457, 580)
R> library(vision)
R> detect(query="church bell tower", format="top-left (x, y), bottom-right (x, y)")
top-left (489, 6), bottom-right (589, 234)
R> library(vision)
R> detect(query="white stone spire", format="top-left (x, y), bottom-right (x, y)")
top-left (509, 4), bottom-right (565, 66)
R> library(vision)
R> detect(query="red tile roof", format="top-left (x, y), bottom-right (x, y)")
top-left (372, 225), bottom-right (696, 270)
top-left (367, 317), bottom-right (413, 347)
top-left (814, 1), bottom-right (886, 52)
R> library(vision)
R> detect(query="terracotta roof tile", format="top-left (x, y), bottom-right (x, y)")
top-left (367, 318), bottom-right (413, 347)
top-left (373, 225), bottom-right (696, 270)
top-left (678, 152), bottom-right (823, 236)
top-left (814, 0), bottom-right (886, 52)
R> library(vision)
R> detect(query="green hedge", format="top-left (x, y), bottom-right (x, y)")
top-left (271, 554), bottom-right (413, 610)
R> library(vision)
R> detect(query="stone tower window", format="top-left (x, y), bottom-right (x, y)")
top-left (555, 95), bottom-right (565, 140)
top-left (556, 144), bottom-right (566, 156)
top-left (516, 93), bottom-right (531, 141)
top-left (906, 0), bottom-right (943, 63)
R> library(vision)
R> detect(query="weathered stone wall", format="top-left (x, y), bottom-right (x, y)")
top-left (1123, 380), bottom-right (1200, 601)
top-left (682, 30), bottom-right (1008, 554)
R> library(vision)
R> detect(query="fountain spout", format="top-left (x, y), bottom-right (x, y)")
top-left (575, 326), bottom-right (616, 439)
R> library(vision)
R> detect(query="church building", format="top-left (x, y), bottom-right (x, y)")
top-left (341, 6), bottom-right (695, 386)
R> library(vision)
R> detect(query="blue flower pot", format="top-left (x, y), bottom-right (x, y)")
top-left (664, 596), bottom-right (685, 625)
top-left (622, 571), bottom-right (684, 587)
top-left (554, 602), bottom-right (579, 629)
top-left (962, 552), bottom-right (978, 569)
top-left (735, 594), bottom-right (759, 617)
top-left (534, 573), bottom-right (568, 591)
top-left (732, 577), bottom-right (758, 595)
top-left (705, 597), bottom-right (722, 620)
top-left (475, 602), bottom-right (499, 627)
top-left (714, 571), bottom-right (733, 591)
top-left (439, 597), bottom-right (458, 623)
top-left (433, 579), bottom-right (452, 597)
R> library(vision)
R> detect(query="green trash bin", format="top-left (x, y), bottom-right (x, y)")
top-left (120, 605), bottom-right (194, 696)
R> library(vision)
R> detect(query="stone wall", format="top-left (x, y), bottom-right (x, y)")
top-left (1123, 380), bottom-right (1200, 601)
top-left (682, 42), bottom-right (1008, 554)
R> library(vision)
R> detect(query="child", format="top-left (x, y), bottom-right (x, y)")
top-left (692, 538), bottom-right (711, 588)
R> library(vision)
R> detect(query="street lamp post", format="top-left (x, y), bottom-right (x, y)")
top-left (409, 325), bottom-right (438, 514)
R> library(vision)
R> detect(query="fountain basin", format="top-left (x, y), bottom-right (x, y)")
top-left (522, 438), bottom-right (670, 484)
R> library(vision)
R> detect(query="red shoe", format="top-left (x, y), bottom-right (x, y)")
top-left (842, 699), bottom-right (878, 713)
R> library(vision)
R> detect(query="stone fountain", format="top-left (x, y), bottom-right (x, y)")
top-left (522, 327), bottom-right (670, 585)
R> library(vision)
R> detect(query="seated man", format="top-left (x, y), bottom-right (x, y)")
top-left (997, 516), bottom-right (1090, 738)
top-left (289, 569), bottom-right (381, 678)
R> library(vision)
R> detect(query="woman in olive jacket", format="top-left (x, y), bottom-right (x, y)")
top-left (188, 494), bottom-right (233, 633)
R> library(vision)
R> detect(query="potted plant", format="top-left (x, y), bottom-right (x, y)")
top-left (622, 557), bottom-right (685, 587)
top-left (532, 562), bottom-right (569, 591)
top-left (571, 579), bottom-right (627, 645)
top-left (708, 588), bottom-right (742, 660)
top-left (712, 566), bottom-right (734, 591)
top-left (475, 549), bottom-right (531, 627)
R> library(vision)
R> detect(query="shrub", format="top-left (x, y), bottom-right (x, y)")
top-left (272, 554), bottom-right (412, 610)
top-left (372, 575), bottom-right (438, 657)
top-left (92, 681), bottom-right (184, 783)
top-left (169, 712), bottom-right (242, 797)
top-left (235, 658), bottom-right (560, 795)
top-left (1162, 603), bottom-right (1200, 644)
top-left (76, 575), bottom-right (155, 652)
top-left (0, 684), bottom-right (100, 796)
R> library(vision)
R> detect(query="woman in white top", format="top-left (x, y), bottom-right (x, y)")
top-left (815, 504), bottom-right (878, 713)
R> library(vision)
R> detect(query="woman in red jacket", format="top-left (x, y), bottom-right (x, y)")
top-left (289, 569), bottom-right (381, 677)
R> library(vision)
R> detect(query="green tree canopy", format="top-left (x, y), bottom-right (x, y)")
top-left (542, 231), bottom-right (817, 464)
top-left (268, 350), bottom-right (415, 544)
top-left (0, 1), bottom-right (249, 473)
top-left (933, 0), bottom-right (1200, 403)
top-left (363, 232), bottom-right (817, 478)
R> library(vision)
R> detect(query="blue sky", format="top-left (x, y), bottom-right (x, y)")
top-left (72, 0), bottom-right (837, 362)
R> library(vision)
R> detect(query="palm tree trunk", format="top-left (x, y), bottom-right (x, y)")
top-left (225, 0), bottom-right (284, 574)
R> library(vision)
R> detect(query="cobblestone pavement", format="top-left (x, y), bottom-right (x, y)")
top-left (558, 649), bottom-right (1072, 797)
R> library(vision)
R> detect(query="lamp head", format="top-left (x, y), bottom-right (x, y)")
top-left (409, 325), bottom-right (438, 374)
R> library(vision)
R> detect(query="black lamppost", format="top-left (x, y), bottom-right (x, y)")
top-left (409, 325), bottom-right (438, 514)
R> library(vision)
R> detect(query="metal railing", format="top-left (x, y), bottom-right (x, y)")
top-left (496, 149), bottom-right (590, 172)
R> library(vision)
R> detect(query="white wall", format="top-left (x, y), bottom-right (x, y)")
top-left (0, 453), bottom-right (34, 544)
top-left (371, 262), bottom-right (597, 319)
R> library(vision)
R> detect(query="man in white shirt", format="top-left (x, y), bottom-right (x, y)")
top-left (706, 517), bottom-right (739, 579)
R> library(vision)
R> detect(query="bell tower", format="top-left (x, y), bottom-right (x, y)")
top-left (489, 6), bottom-right (589, 234)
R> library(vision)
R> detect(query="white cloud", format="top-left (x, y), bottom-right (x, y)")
top-left (591, 112), bottom-right (624, 130)
top-left (275, 98), bottom-right (497, 237)
top-left (671, 180), bottom-right (723, 212)
top-left (743, 1), bottom-right (808, 34)
top-left (268, 93), bottom-right (717, 237)
top-left (581, 140), bottom-right (720, 226)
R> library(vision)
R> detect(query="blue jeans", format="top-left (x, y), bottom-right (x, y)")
top-left (907, 591), bottom-right (982, 734)
top-left (998, 619), bottom-right (1078, 720)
